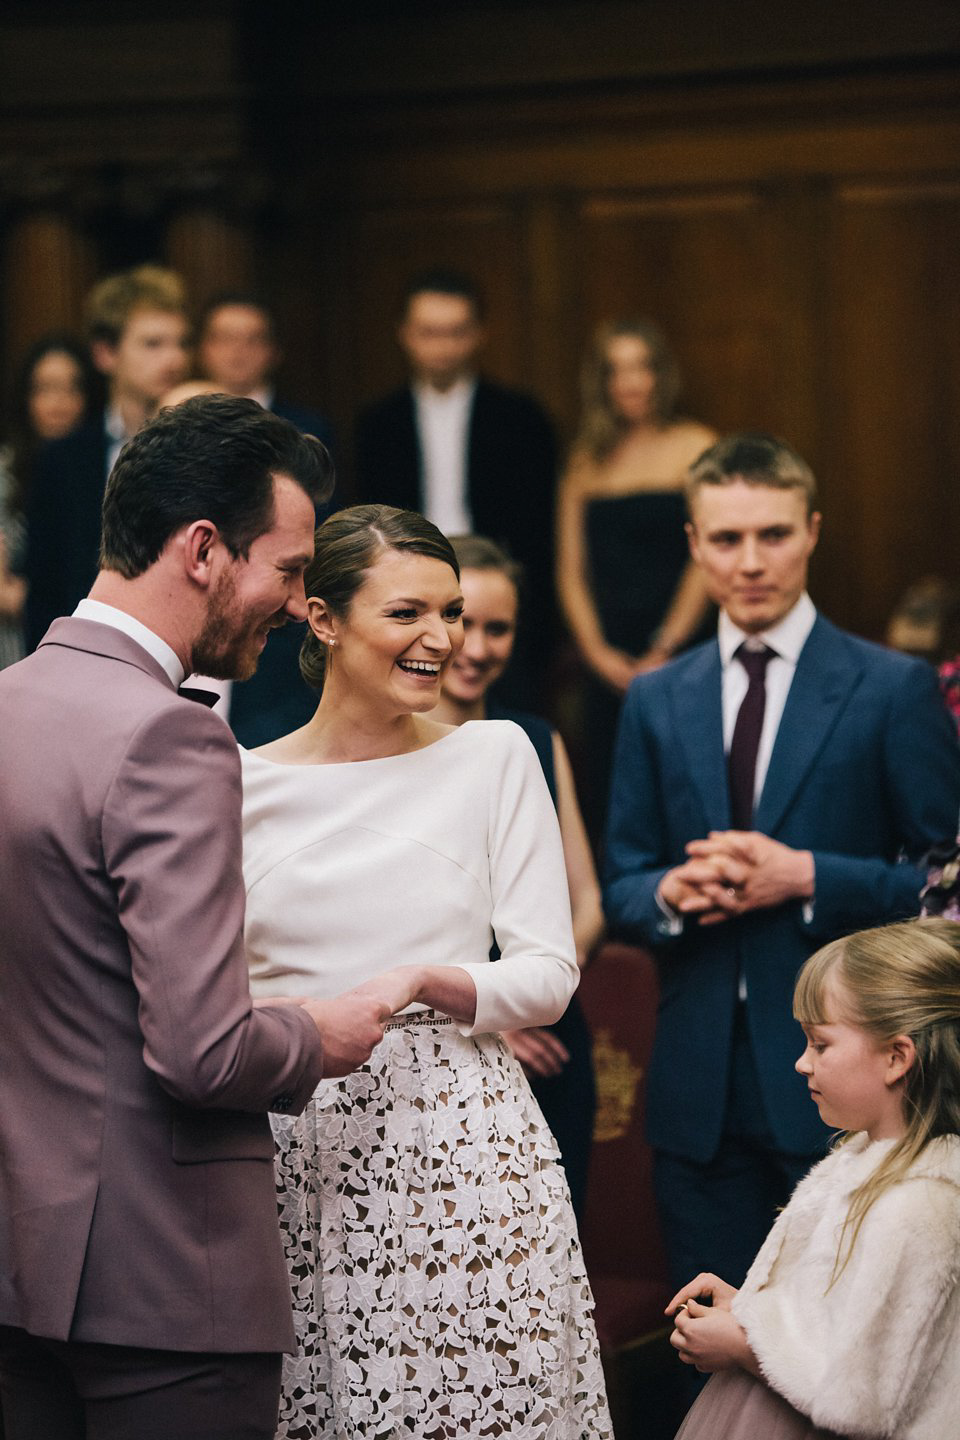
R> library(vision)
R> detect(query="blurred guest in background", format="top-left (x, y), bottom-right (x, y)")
top-left (885, 574), bottom-right (960, 735)
top-left (432, 533), bottom-right (603, 1218)
top-left (198, 293), bottom-right (337, 746)
top-left (1, 334), bottom-right (96, 669)
top-left (198, 292), bottom-right (335, 452)
top-left (355, 268), bottom-right (557, 708)
top-left (557, 318), bottom-right (716, 838)
top-left (22, 265), bottom-right (190, 650)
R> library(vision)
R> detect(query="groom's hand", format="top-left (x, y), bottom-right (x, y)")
top-left (301, 993), bottom-right (391, 1077)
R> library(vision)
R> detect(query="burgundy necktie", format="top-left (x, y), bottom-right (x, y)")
top-left (728, 644), bottom-right (774, 829)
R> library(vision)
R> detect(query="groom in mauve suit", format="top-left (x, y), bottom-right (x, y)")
top-left (0, 397), bottom-right (392, 1440)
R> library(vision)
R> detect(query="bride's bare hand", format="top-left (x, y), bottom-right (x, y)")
top-left (348, 965), bottom-right (425, 1017)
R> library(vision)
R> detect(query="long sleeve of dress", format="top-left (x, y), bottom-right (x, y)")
top-left (458, 723), bottom-right (579, 1036)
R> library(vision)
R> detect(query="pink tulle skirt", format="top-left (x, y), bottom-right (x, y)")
top-left (675, 1369), bottom-right (845, 1439)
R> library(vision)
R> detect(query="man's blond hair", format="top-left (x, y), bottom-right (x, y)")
top-left (86, 264), bottom-right (187, 347)
top-left (686, 432), bottom-right (817, 516)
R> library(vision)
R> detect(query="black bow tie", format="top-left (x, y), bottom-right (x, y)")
top-left (177, 684), bottom-right (220, 708)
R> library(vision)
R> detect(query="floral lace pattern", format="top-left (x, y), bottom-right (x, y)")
top-left (271, 1023), bottom-right (613, 1439)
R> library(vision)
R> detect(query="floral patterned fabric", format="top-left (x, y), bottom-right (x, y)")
top-left (270, 1020), bottom-right (612, 1439)
top-left (939, 655), bottom-right (960, 738)
top-left (921, 839), bottom-right (960, 922)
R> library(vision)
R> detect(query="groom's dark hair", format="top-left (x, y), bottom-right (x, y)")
top-left (100, 394), bottom-right (333, 577)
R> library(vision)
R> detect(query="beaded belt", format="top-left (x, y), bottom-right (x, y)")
top-left (383, 1010), bottom-right (455, 1032)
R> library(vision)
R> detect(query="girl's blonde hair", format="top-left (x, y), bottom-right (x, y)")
top-left (794, 916), bottom-right (960, 1280)
top-left (573, 317), bottom-right (681, 462)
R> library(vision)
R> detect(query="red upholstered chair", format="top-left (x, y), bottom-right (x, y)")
top-left (578, 941), bottom-right (684, 1438)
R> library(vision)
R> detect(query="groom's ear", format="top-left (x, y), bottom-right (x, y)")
top-left (179, 519), bottom-right (222, 589)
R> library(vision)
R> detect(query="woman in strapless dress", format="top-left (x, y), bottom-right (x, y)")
top-left (556, 318), bottom-right (716, 839)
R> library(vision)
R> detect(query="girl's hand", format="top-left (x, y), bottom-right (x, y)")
top-left (665, 1272), bottom-right (738, 1315)
top-left (670, 1298), bottom-right (758, 1375)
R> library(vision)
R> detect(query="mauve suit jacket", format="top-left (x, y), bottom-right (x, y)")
top-left (0, 618), bottom-right (325, 1352)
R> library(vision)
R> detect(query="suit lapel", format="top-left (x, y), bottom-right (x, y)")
top-left (398, 389), bottom-right (423, 510)
top-left (670, 642), bottom-right (731, 832)
top-left (754, 617), bottom-right (863, 835)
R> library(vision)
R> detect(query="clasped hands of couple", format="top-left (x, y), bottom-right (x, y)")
top-left (253, 963), bottom-right (471, 1078)
top-left (659, 830), bottom-right (815, 925)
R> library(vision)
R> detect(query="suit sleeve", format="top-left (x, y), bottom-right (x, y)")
top-left (734, 1178), bottom-right (960, 1438)
top-left (457, 726), bottom-right (579, 1034)
top-left (803, 659), bottom-right (960, 938)
top-left (603, 680), bottom-right (687, 946)
top-left (102, 702), bottom-right (325, 1111)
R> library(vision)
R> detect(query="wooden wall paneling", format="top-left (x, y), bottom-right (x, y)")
top-left (2, 208), bottom-right (98, 382)
top-left (572, 186), bottom-right (789, 436)
top-left (344, 199), bottom-right (535, 406)
top-left (165, 207), bottom-right (258, 319)
top-left (826, 177), bottom-right (960, 639)
top-left (519, 192), bottom-right (579, 437)
top-left (269, 211), bottom-right (347, 444)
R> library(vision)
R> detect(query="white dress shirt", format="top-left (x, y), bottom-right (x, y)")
top-left (104, 404), bottom-right (135, 479)
top-left (657, 593), bottom-right (818, 952)
top-left (414, 378), bottom-right (476, 535)
top-left (73, 598), bottom-right (185, 688)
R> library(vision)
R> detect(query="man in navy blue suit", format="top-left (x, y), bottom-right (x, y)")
top-left (604, 433), bottom-right (960, 1297)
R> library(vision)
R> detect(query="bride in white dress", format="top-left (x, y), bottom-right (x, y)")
top-left (241, 505), bottom-right (612, 1439)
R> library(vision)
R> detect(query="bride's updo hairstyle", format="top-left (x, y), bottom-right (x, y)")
top-left (300, 504), bottom-right (460, 692)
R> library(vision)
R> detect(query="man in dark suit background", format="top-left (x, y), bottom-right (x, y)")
top-left (355, 269), bottom-right (557, 707)
top-left (0, 396), bottom-right (392, 1439)
top-left (197, 292), bottom-right (337, 746)
top-left (23, 264), bottom-right (191, 652)
top-left (603, 433), bottom-right (960, 1302)
top-left (197, 292), bottom-right (335, 451)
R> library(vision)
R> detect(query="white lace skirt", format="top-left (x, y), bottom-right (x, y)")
top-left (270, 1018), bottom-right (613, 1439)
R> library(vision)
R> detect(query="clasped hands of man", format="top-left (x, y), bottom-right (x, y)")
top-left (659, 831), bottom-right (815, 925)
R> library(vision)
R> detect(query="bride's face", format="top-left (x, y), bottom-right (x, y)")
top-left (312, 547), bottom-right (464, 713)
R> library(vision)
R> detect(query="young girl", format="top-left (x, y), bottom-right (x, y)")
top-left (667, 916), bottom-right (960, 1439)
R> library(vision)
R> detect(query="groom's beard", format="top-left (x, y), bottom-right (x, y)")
top-left (192, 567), bottom-right (287, 681)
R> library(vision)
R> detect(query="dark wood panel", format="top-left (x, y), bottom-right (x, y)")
top-left (573, 188), bottom-right (791, 436)
top-left (826, 179), bottom-right (960, 638)
top-left (341, 201), bottom-right (537, 405)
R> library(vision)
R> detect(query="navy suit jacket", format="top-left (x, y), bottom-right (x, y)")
top-left (603, 615), bottom-right (960, 1164)
top-left (23, 416), bottom-right (109, 652)
top-left (269, 397), bottom-right (335, 455)
top-left (355, 379), bottom-right (556, 603)
top-left (355, 378), bottom-right (557, 706)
